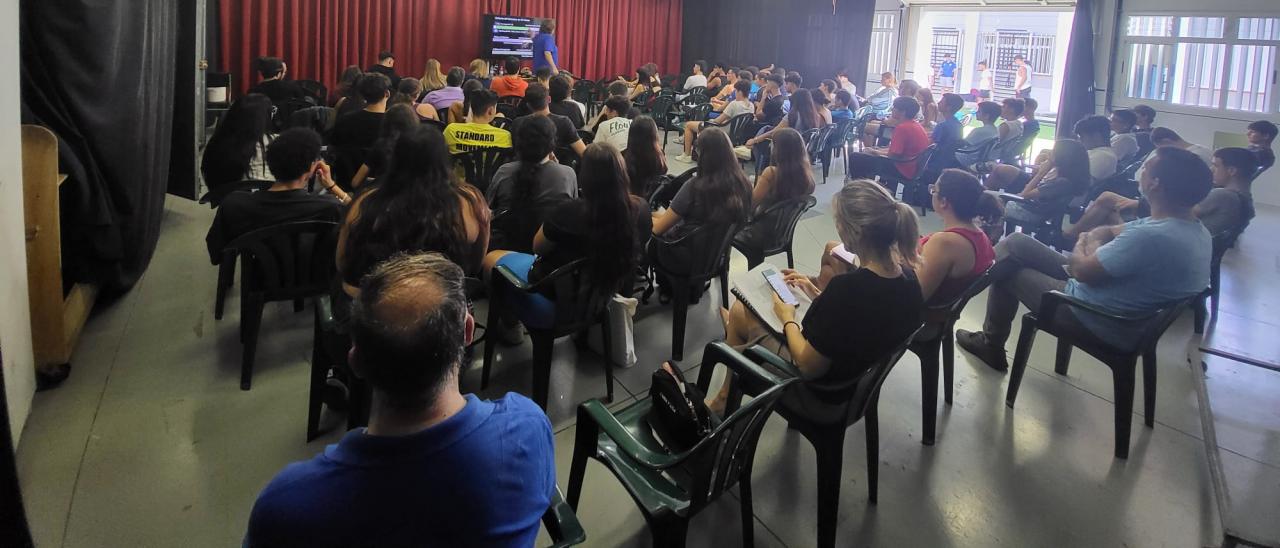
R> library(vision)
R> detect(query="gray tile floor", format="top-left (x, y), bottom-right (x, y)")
top-left (15, 140), bottom-right (1280, 547)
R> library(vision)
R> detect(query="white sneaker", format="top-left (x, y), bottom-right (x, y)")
top-left (674, 153), bottom-right (694, 163)
top-left (673, 136), bottom-right (685, 145)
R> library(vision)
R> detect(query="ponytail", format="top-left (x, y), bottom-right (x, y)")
top-left (893, 201), bottom-right (921, 269)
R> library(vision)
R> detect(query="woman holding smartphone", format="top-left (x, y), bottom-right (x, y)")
top-left (707, 179), bottom-right (923, 418)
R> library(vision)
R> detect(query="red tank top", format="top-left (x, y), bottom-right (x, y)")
top-left (919, 226), bottom-right (995, 306)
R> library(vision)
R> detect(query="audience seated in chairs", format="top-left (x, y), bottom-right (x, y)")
top-left (205, 128), bottom-right (348, 265)
top-left (1247, 120), bottom-right (1277, 174)
top-left (734, 127), bottom-right (817, 264)
top-left (676, 79), bottom-right (754, 161)
top-left (709, 70), bottom-right (748, 111)
top-left (829, 90), bottom-right (855, 123)
top-left (745, 86), bottom-right (825, 173)
top-left (1149, 126), bottom-right (1213, 166)
top-left (996, 98), bottom-right (1025, 147)
top-left (953, 101), bottom-right (1001, 168)
top-left (915, 170), bottom-right (1001, 306)
top-left (443, 90), bottom-right (512, 154)
top-left (811, 89), bottom-right (834, 126)
top-left (956, 146), bottom-right (1213, 371)
top-left (490, 56), bottom-right (529, 98)
top-left (986, 115), bottom-right (1117, 192)
top-left (1022, 98), bottom-right (1041, 141)
top-left (487, 116), bottom-right (578, 251)
top-left (916, 87), bottom-right (939, 130)
top-left (927, 93), bottom-right (966, 174)
top-left (1066, 147), bottom-right (1259, 245)
top-left (446, 79), bottom-right (485, 125)
top-left (331, 65), bottom-right (366, 116)
top-left (338, 125), bottom-right (491, 300)
top-left (512, 83), bottom-right (587, 159)
top-left (389, 78), bottom-right (439, 122)
top-left (592, 96), bottom-right (634, 152)
top-left (548, 75), bottom-right (586, 129)
top-left (708, 179), bottom-right (923, 417)
top-left (845, 96), bottom-right (930, 188)
top-left (1000, 139), bottom-right (1092, 228)
top-left (366, 50), bottom-right (401, 87)
top-left (585, 81), bottom-right (636, 132)
top-left (246, 56), bottom-right (308, 105)
top-left (860, 75), bottom-right (910, 147)
top-left (421, 66), bottom-right (466, 115)
top-left (201, 93), bottom-right (275, 191)
top-left (652, 127), bottom-right (751, 240)
top-left (331, 72), bottom-right (392, 185)
top-left (483, 143), bottom-right (651, 333)
top-left (622, 115), bottom-right (667, 196)
top-left (246, 252), bottom-right (555, 547)
top-left (349, 104), bottom-right (420, 189)
top-left (1110, 109), bottom-right (1140, 165)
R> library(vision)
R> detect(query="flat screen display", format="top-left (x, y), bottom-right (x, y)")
top-left (482, 15), bottom-right (546, 59)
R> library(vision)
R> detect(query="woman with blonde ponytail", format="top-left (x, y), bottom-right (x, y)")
top-left (707, 179), bottom-right (923, 418)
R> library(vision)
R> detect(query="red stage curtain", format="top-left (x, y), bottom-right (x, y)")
top-left (219, 0), bottom-right (504, 96)
top-left (506, 0), bottom-right (684, 80)
top-left (219, 0), bottom-right (683, 96)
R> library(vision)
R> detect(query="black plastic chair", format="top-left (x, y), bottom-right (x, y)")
top-left (272, 98), bottom-right (315, 132)
top-left (670, 103), bottom-right (712, 130)
top-left (307, 293), bottom-right (370, 441)
top-left (647, 222), bottom-right (739, 360)
top-left (199, 179), bottom-right (274, 210)
top-left (499, 95), bottom-right (524, 108)
top-left (421, 118), bottom-right (447, 134)
top-left (998, 187), bottom-right (1086, 248)
top-left (1194, 226), bottom-right (1247, 333)
top-left (648, 168), bottom-right (697, 210)
top-left (684, 85), bottom-right (707, 98)
top-left (288, 106), bottom-right (333, 135)
top-left (481, 258), bottom-right (616, 409)
top-left (732, 195), bottom-right (818, 269)
top-left (909, 269), bottom-right (994, 445)
top-left (225, 221), bottom-right (338, 390)
top-left (816, 120), bottom-right (855, 182)
top-left (569, 341), bottom-right (797, 548)
top-left (295, 79), bottom-right (328, 105)
top-left (203, 180), bottom-right (277, 321)
top-left (451, 147), bottom-right (513, 195)
top-left (1005, 290), bottom-right (1198, 459)
top-left (496, 102), bottom-right (521, 120)
top-left (491, 116), bottom-right (513, 130)
top-left (725, 326), bottom-right (924, 548)
top-left (648, 96), bottom-right (677, 147)
top-left (878, 144), bottom-right (938, 212)
top-left (724, 112), bottom-right (757, 147)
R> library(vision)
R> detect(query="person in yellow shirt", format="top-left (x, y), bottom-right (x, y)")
top-left (443, 90), bottom-right (512, 153)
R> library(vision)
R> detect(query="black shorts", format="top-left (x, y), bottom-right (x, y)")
top-left (1006, 171), bottom-right (1033, 193)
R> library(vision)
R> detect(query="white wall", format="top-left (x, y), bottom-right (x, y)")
top-left (0, 0), bottom-right (35, 442)
top-left (1092, 0), bottom-right (1280, 206)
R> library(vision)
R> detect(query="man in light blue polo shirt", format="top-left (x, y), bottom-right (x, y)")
top-left (957, 146), bottom-right (1212, 370)
top-left (246, 253), bottom-right (555, 547)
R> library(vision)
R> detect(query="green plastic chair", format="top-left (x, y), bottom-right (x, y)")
top-left (543, 486), bottom-right (587, 547)
top-left (567, 342), bottom-right (797, 547)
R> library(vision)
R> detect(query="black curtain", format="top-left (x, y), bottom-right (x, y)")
top-left (20, 0), bottom-right (179, 292)
top-left (1056, 0), bottom-right (1096, 138)
top-left (681, 0), bottom-right (875, 89)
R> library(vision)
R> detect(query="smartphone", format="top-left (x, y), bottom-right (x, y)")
top-left (829, 244), bottom-right (858, 266)
top-left (762, 268), bottom-right (798, 306)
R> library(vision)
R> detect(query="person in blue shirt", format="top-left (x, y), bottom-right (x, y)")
top-left (956, 146), bottom-right (1213, 370)
top-left (245, 253), bottom-right (556, 548)
top-left (928, 93), bottom-right (965, 171)
top-left (532, 19), bottom-right (559, 75)
top-left (937, 53), bottom-right (957, 91)
top-left (829, 89), bottom-right (855, 122)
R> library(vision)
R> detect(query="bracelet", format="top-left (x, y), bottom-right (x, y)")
top-left (783, 320), bottom-right (801, 332)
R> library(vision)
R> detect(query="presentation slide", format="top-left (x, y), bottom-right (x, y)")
top-left (484, 15), bottom-right (545, 59)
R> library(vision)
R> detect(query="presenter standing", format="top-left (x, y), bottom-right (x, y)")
top-left (533, 19), bottom-right (559, 75)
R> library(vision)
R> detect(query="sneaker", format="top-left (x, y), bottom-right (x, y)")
top-left (955, 329), bottom-right (1009, 373)
top-left (673, 135), bottom-right (685, 145)
top-left (674, 153), bottom-right (694, 163)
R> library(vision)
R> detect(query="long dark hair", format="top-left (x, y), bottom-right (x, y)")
top-left (691, 127), bottom-right (751, 225)
top-left (578, 143), bottom-right (638, 290)
top-left (345, 126), bottom-right (473, 275)
top-left (768, 128), bottom-right (815, 204)
top-left (1052, 139), bottom-right (1092, 185)
top-left (786, 88), bottom-right (823, 132)
top-left (934, 169), bottom-right (1003, 224)
top-left (201, 93), bottom-right (273, 186)
top-left (623, 116), bottom-right (666, 195)
top-left (512, 116), bottom-right (557, 203)
top-left (337, 65), bottom-right (362, 95)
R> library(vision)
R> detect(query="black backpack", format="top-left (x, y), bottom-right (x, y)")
top-left (647, 362), bottom-right (713, 452)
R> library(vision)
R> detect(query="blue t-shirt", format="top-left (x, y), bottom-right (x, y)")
top-left (749, 82), bottom-right (761, 101)
top-left (830, 107), bottom-right (854, 122)
top-left (532, 33), bottom-right (558, 71)
top-left (929, 117), bottom-right (964, 169)
top-left (940, 61), bottom-right (956, 77)
top-left (245, 393), bottom-right (555, 548)
top-left (1065, 217), bottom-right (1210, 347)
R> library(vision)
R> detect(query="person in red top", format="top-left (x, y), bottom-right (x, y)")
top-left (490, 57), bottom-right (529, 98)
top-left (846, 96), bottom-right (931, 196)
top-left (916, 169), bottom-right (1000, 307)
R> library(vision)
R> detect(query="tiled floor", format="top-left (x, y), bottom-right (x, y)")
top-left (15, 141), bottom-right (1280, 547)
